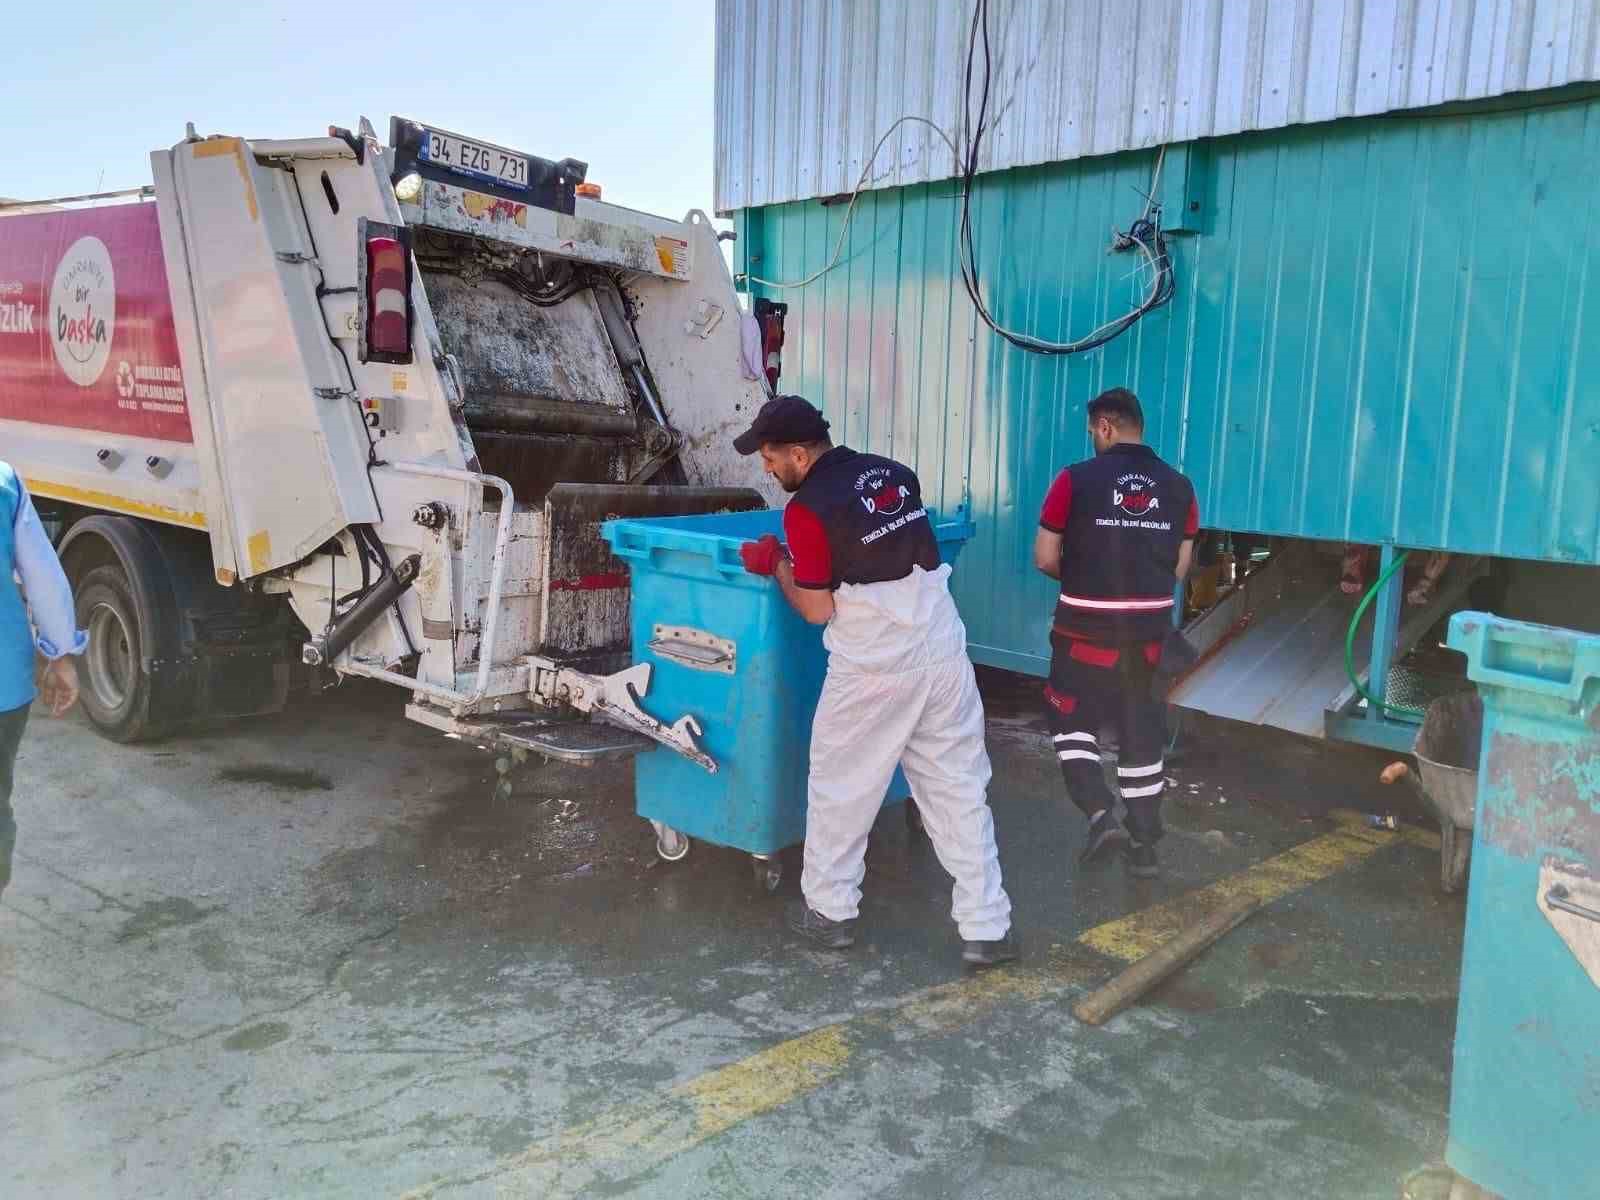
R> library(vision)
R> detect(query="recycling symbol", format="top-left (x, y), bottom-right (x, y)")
top-left (115, 361), bottom-right (135, 399)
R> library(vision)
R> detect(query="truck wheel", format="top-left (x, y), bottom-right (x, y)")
top-left (74, 564), bottom-right (160, 743)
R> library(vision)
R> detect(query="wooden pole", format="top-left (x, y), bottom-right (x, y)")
top-left (1072, 894), bottom-right (1262, 1026)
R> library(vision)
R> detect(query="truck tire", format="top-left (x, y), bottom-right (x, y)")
top-left (74, 563), bottom-right (162, 743)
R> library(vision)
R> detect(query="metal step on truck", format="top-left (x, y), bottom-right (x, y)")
top-left (0, 116), bottom-right (786, 777)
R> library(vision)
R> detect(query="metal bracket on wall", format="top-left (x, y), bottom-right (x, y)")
top-left (1157, 143), bottom-right (1212, 235)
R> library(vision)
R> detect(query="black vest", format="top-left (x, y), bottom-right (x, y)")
top-left (793, 447), bottom-right (940, 588)
top-left (1054, 443), bottom-right (1195, 644)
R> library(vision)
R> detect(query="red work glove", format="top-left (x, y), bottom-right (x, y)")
top-left (740, 534), bottom-right (785, 576)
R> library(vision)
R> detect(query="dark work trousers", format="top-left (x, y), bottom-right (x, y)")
top-left (1044, 637), bottom-right (1168, 844)
top-left (0, 703), bottom-right (28, 899)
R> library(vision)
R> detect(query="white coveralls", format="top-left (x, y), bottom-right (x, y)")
top-left (802, 562), bottom-right (1012, 941)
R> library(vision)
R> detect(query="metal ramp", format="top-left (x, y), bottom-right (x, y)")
top-left (1169, 544), bottom-right (1479, 749)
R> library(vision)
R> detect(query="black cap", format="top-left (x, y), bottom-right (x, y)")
top-left (733, 394), bottom-right (831, 455)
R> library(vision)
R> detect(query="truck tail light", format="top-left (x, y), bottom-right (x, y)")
top-left (358, 219), bottom-right (413, 364)
top-left (754, 297), bottom-right (788, 391)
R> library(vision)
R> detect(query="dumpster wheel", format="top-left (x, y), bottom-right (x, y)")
top-left (751, 854), bottom-right (782, 894)
top-left (652, 821), bottom-right (691, 863)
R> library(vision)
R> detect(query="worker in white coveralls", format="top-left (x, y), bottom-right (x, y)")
top-left (733, 395), bottom-right (1016, 967)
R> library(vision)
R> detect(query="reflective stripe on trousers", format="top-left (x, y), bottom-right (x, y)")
top-left (1044, 638), bottom-right (1169, 843)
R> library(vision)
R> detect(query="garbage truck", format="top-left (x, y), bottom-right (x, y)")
top-left (0, 116), bottom-right (785, 774)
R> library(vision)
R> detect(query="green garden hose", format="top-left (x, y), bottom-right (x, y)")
top-left (1344, 550), bottom-right (1413, 718)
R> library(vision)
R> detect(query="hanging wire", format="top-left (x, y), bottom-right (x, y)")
top-left (955, 0), bottom-right (1174, 356)
top-left (742, 115), bottom-right (963, 289)
top-left (743, 0), bottom-right (1174, 358)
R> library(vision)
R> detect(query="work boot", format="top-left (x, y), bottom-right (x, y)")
top-left (1079, 811), bottom-right (1130, 866)
top-left (962, 931), bottom-right (1019, 969)
top-left (786, 900), bottom-right (856, 950)
top-left (1124, 840), bottom-right (1160, 879)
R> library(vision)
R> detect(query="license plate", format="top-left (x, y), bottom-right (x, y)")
top-left (419, 128), bottom-right (530, 190)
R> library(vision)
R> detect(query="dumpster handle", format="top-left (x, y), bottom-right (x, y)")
top-left (1546, 885), bottom-right (1600, 925)
top-left (1451, 619), bottom-right (1600, 702)
top-left (713, 539), bottom-right (749, 576)
top-left (608, 527), bottom-right (654, 562)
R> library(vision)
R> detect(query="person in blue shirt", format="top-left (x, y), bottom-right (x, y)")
top-left (1, 462), bottom-right (86, 899)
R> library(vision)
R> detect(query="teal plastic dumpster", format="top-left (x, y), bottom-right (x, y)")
top-left (1444, 613), bottom-right (1600, 1200)
top-left (602, 508), bottom-right (975, 887)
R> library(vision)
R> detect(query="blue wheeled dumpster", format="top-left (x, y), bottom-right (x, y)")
top-left (602, 508), bottom-right (975, 884)
top-left (1443, 613), bottom-right (1600, 1200)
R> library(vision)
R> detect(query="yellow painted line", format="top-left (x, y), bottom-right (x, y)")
top-left (398, 1026), bottom-right (854, 1199)
top-left (1080, 809), bottom-right (1435, 961)
top-left (886, 951), bottom-right (1069, 1035)
top-left (681, 1024), bottom-right (850, 1137)
top-left (401, 969), bottom-right (1075, 1200)
top-left (405, 808), bottom-right (1429, 1198)
top-left (24, 478), bottom-right (207, 530)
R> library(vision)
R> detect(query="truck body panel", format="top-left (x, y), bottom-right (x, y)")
top-left (157, 136), bottom-right (386, 579)
top-left (0, 202), bottom-right (193, 444)
top-left (0, 203), bottom-right (206, 529)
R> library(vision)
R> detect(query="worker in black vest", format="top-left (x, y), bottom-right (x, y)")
top-left (1033, 388), bottom-right (1198, 878)
top-left (734, 395), bottom-right (1016, 967)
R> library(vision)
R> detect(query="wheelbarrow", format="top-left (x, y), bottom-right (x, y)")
top-left (1380, 692), bottom-right (1482, 894)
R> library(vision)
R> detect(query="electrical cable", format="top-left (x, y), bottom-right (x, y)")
top-left (493, 261), bottom-right (591, 307)
top-left (743, 115), bottom-right (963, 289)
top-left (286, 164), bottom-right (379, 467)
top-left (289, 165), bottom-right (420, 659)
top-left (742, 0), bottom-right (1173, 357)
top-left (355, 523), bottom-right (419, 660)
top-left (337, 528), bottom-right (372, 608)
top-left (956, 0), bottom-right (1173, 355)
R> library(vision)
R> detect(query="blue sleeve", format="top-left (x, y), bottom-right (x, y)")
top-left (13, 485), bottom-right (88, 659)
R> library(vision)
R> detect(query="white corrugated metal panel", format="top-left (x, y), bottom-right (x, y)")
top-left (714, 0), bottom-right (1600, 212)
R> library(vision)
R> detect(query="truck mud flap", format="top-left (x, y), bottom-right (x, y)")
top-left (152, 650), bottom-right (292, 726)
top-left (540, 482), bottom-right (764, 662)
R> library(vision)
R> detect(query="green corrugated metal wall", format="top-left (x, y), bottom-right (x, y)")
top-left (738, 87), bottom-right (1600, 675)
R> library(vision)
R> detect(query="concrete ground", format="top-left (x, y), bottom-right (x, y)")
top-left (1, 670), bottom-right (1466, 1199)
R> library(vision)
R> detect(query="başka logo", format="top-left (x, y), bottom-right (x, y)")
top-left (49, 236), bottom-right (116, 387)
top-left (854, 464), bottom-right (911, 517)
top-left (1112, 473), bottom-right (1160, 517)
top-left (860, 481), bottom-right (910, 517)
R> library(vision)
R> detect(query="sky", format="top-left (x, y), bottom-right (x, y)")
top-left (1, 0), bottom-right (721, 222)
